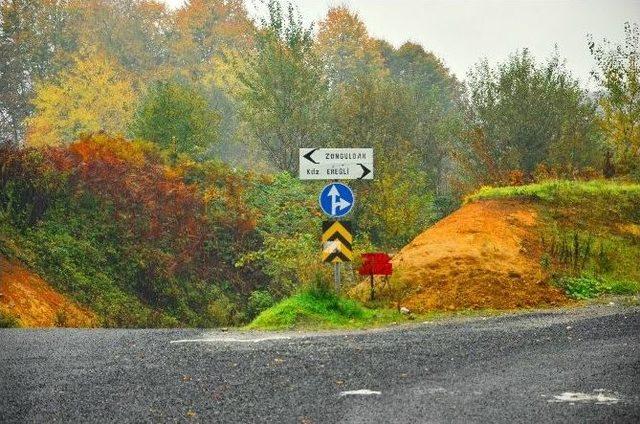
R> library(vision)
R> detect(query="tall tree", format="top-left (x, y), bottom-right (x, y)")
top-left (0, 0), bottom-right (73, 144)
top-left (332, 77), bottom-right (435, 247)
top-left (25, 50), bottom-right (136, 146)
top-left (589, 22), bottom-right (640, 176)
top-left (315, 6), bottom-right (386, 88)
top-left (173, 0), bottom-right (253, 79)
top-left (231, 0), bottom-right (328, 173)
top-left (381, 41), bottom-right (464, 196)
top-left (67, 0), bottom-right (174, 81)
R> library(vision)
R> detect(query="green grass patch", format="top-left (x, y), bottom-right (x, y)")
top-left (246, 288), bottom-right (405, 330)
top-left (465, 179), bottom-right (640, 205)
top-left (0, 311), bottom-right (19, 328)
top-left (555, 275), bottom-right (640, 300)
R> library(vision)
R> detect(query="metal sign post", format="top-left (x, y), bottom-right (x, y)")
top-left (298, 148), bottom-right (372, 294)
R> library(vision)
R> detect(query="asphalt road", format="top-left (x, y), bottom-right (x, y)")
top-left (1, 304), bottom-right (639, 423)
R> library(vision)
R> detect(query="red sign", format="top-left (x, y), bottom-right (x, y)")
top-left (358, 253), bottom-right (393, 276)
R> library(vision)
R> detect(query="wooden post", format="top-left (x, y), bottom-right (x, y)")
top-left (370, 274), bottom-right (375, 300)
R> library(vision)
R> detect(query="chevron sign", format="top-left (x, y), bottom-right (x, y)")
top-left (322, 221), bottom-right (354, 263)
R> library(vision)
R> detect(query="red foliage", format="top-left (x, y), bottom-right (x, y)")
top-left (46, 135), bottom-right (211, 277)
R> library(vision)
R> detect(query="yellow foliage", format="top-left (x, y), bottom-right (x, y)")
top-left (315, 6), bottom-right (388, 85)
top-left (599, 99), bottom-right (640, 168)
top-left (26, 51), bottom-right (136, 147)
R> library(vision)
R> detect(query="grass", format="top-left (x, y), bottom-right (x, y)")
top-left (246, 286), bottom-right (523, 331)
top-left (467, 179), bottom-right (640, 303)
top-left (0, 311), bottom-right (19, 328)
top-left (555, 275), bottom-right (640, 300)
top-left (246, 288), bottom-right (407, 330)
top-left (465, 179), bottom-right (640, 205)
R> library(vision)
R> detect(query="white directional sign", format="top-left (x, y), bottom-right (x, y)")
top-left (299, 148), bottom-right (373, 180)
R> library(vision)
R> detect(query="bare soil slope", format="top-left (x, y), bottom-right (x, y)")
top-left (384, 200), bottom-right (567, 312)
top-left (0, 257), bottom-right (96, 327)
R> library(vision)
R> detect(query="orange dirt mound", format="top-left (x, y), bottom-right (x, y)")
top-left (378, 200), bottom-right (567, 312)
top-left (0, 257), bottom-right (97, 327)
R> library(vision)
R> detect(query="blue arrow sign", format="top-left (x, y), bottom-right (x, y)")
top-left (319, 183), bottom-right (354, 218)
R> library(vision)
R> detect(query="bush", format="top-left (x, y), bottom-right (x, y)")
top-left (247, 290), bottom-right (275, 320)
top-left (0, 136), bottom-right (267, 328)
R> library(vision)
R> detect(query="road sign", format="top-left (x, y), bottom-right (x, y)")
top-left (299, 148), bottom-right (373, 180)
top-left (319, 183), bottom-right (354, 218)
top-left (322, 221), bottom-right (354, 263)
top-left (358, 252), bottom-right (392, 300)
top-left (358, 253), bottom-right (393, 276)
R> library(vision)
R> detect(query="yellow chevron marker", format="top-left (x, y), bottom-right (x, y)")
top-left (321, 221), bottom-right (353, 244)
top-left (322, 221), bottom-right (354, 263)
top-left (322, 240), bottom-right (354, 262)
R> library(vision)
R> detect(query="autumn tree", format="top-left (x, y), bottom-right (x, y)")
top-left (231, 0), bottom-right (329, 173)
top-left (131, 79), bottom-right (220, 161)
top-left (173, 0), bottom-right (253, 79)
top-left (589, 22), bottom-right (640, 177)
top-left (66, 0), bottom-right (174, 82)
top-left (462, 49), bottom-right (599, 183)
top-left (26, 51), bottom-right (136, 146)
top-left (0, 0), bottom-right (74, 144)
top-left (315, 6), bottom-right (386, 88)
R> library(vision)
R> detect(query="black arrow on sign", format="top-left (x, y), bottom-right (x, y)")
top-left (303, 148), bottom-right (319, 164)
top-left (358, 163), bottom-right (371, 179)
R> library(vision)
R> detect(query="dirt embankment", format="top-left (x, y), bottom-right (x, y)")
top-left (374, 200), bottom-right (567, 312)
top-left (0, 257), bottom-right (97, 327)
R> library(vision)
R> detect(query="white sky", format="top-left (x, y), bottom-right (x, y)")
top-left (162, 0), bottom-right (640, 88)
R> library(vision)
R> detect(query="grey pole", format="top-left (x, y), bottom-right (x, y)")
top-left (334, 262), bottom-right (341, 293)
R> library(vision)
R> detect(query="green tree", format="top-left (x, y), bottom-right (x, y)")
top-left (332, 77), bottom-right (436, 247)
top-left (382, 42), bottom-right (465, 201)
top-left (589, 22), bottom-right (640, 177)
top-left (239, 173), bottom-right (323, 297)
top-left (462, 49), bottom-right (599, 182)
top-left (131, 79), bottom-right (220, 161)
top-left (230, 0), bottom-right (329, 174)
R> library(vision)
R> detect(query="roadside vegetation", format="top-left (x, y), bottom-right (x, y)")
top-left (245, 287), bottom-right (400, 331)
top-left (0, 311), bottom-right (18, 328)
top-left (464, 179), bottom-right (640, 302)
top-left (1, 1), bottom-right (638, 328)
top-left (465, 180), bottom-right (640, 205)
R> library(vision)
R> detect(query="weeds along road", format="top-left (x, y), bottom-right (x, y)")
top-left (1, 304), bottom-right (639, 423)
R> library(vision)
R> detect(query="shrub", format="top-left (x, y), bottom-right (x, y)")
top-left (0, 135), bottom-right (269, 327)
top-left (247, 290), bottom-right (275, 320)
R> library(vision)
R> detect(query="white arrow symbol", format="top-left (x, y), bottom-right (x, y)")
top-left (328, 185), bottom-right (351, 216)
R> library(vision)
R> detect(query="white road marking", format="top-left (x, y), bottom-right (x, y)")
top-left (170, 336), bottom-right (292, 344)
top-left (548, 390), bottom-right (620, 405)
top-left (339, 389), bottom-right (382, 397)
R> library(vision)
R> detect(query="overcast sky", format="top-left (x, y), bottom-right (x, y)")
top-left (162, 0), bottom-right (640, 88)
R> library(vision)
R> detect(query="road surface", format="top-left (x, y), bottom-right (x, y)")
top-left (1, 304), bottom-right (639, 423)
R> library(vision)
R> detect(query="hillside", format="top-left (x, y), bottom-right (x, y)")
top-left (353, 180), bottom-right (640, 312)
top-left (0, 257), bottom-right (96, 327)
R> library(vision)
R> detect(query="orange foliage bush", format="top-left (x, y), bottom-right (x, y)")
top-left (4, 134), bottom-right (264, 292)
